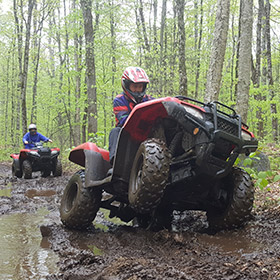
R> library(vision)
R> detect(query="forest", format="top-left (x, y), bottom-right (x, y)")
top-left (0, 0), bottom-right (279, 154)
top-left (1, 1), bottom-right (280, 278)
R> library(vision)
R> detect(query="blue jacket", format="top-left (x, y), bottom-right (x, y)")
top-left (22, 132), bottom-right (49, 149)
top-left (113, 92), bottom-right (153, 127)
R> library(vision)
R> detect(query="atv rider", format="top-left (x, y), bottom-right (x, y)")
top-left (23, 124), bottom-right (53, 149)
top-left (109, 66), bottom-right (153, 164)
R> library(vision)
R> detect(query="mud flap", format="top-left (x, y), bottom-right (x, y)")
top-left (84, 150), bottom-right (111, 188)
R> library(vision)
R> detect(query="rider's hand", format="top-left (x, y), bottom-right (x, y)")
top-left (48, 139), bottom-right (53, 143)
top-left (24, 141), bottom-right (28, 144)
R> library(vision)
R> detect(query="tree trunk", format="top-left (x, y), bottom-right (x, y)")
top-left (159, 0), bottom-right (167, 94)
top-left (230, 0), bottom-right (237, 101)
top-left (204, 0), bottom-right (230, 102)
top-left (194, 0), bottom-right (203, 98)
top-left (73, 0), bottom-right (82, 146)
top-left (175, 0), bottom-right (187, 96)
top-left (31, 1), bottom-right (44, 124)
top-left (253, 0), bottom-right (264, 138)
top-left (110, 0), bottom-right (117, 129)
top-left (21, 0), bottom-right (34, 134)
top-left (153, 0), bottom-right (158, 46)
top-left (235, 0), bottom-right (253, 123)
top-left (80, 0), bottom-right (98, 137)
top-left (13, 0), bottom-right (24, 139)
top-left (54, 6), bottom-right (67, 148)
top-left (265, 0), bottom-right (277, 141)
top-left (11, 38), bottom-right (17, 146)
top-left (167, 1), bottom-right (177, 96)
top-left (139, 0), bottom-right (150, 53)
top-left (4, 52), bottom-right (11, 147)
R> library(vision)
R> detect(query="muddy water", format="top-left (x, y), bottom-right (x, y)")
top-left (0, 162), bottom-right (280, 279)
top-left (0, 184), bottom-right (12, 197)
top-left (196, 230), bottom-right (264, 256)
top-left (0, 208), bottom-right (59, 280)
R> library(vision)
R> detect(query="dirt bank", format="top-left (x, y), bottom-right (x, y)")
top-left (0, 163), bottom-right (279, 280)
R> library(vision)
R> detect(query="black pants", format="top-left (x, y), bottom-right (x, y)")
top-left (108, 127), bottom-right (121, 164)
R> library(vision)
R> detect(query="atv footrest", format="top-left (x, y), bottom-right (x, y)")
top-left (85, 175), bottom-right (112, 189)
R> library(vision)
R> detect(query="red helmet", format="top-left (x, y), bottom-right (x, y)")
top-left (121, 66), bottom-right (150, 103)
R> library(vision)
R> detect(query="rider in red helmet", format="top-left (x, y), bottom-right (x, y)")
top-left (109, 66), bottom-right (153, 164)
top-left (121, 66), bottom-right (150, 104)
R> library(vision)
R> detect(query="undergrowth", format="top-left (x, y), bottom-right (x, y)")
top-left (235, 144), bottom-right (280, 191)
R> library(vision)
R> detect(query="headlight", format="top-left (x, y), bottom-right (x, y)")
top-left (183, 105), bottom-right (204, 120)
top-left (51, 150), bottom-right (58, 155)
top-left (241, 130), bottom-right (252, 141)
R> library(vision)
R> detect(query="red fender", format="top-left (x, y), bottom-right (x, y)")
top-left (10, 149), bottom-right (31, 160)
top-left (10, 153), bottom-right (19, 160)
top-left (11, 147), bottom-right (61, 161)
top-left (69, 142), bottom-right (109, 167)
top-left (122, 97), bottom-right (171, 142)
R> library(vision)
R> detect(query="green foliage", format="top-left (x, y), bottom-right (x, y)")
top-left (237, 149), bottom-right (280, 191)
top-left (0, 146), bottom-right (15, 162)
top-left (88, 131), bottom-right (107, 149)
top-left (0, 0), bottom-right (279, 156)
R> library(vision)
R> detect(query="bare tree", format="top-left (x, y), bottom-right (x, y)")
top-left (194, 0), bottom-right (203, 98)
top-left (30, 0), bottom-right (50, 124)
top-left (251, 0), bottom-right (264, 138)
top-left (265, 0), bottom-right (277, 140)
top-left (110, 0), bottom-right (117, 130)
top-left (159, 0), bottom-right (167, 94)
top-left (13, 0), bottom-right (35, 134)
top-left (235, 0), bottom-right (253, 123)
top-left (204, 0), bottom-right (230, 102)
top-left (73, 0), bottom-right (83, 146)
top-left (80, 0), bottom-right (99, 137)
top-left (175, 0), bottom-right (187, 96)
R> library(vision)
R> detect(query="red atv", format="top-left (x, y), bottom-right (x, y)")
top-left (60, 96), bottom-right (258, 231)
top-left (10, 141), bottom-right (62, 179)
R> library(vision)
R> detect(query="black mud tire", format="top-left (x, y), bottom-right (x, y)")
top-left (128, 138), bottom-right (171, 214)
top-left (53, 159), bottom-right (62, 177)
top-left (135, 207), bottom-right (173, 231)
top-left (12, 159), bottom-right (22, 178)
top-left (60, 170), bottom-right (102, 230)
top-left (22, 160), bottom-right (32, 179)
top-left (41, 170), bottom-right (51, 178)
top-left (207, 167), bottom-right (254, 230)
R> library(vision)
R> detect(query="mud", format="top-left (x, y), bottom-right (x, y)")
top-left (0, 163), bottom-right (280, 280)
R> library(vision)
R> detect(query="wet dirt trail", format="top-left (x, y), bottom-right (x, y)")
top-left (0, 162), bottom-right (280, 280)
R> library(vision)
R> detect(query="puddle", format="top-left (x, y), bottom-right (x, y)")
top-left (88, 245), bottom-right (103, 256)
top-left (74, 236), bottom-right (104, 256)
top-left (96, 209), bottom-right (132, 228)
top-left (196, 230), bottom-right (264, 256)
top-left (25, 189), bottom-right (56, 199)
top-left (94, 223), bottom-right (109, 232)
top-left (0, 208), bottom-right (59, 279)
top-left (0, 188), bottom-right (12, 197)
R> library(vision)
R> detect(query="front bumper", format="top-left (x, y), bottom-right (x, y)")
top-left (195, 130), bottom-right (258, 178)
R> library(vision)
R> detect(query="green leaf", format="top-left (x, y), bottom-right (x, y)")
top-left (273, 174), bottom-right (280, 182)
top-left (235, 157), bottom-right (240, 165)
top-left (256, 178), bottom-right (268, 190)
top-left (249, 152), bottom-right (257, 158)
top-left (258, 171), bottom-right (268, 179)
top-left (243, 158), bottom-right (252, 166)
